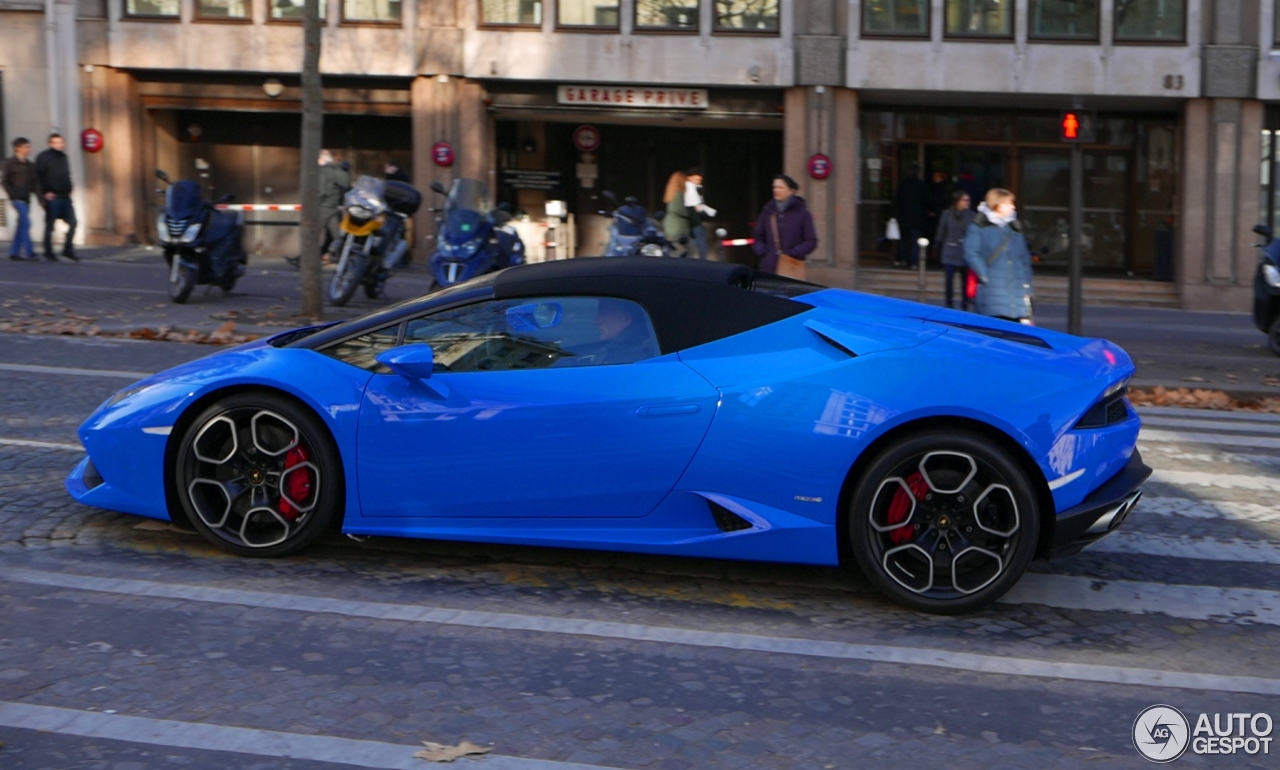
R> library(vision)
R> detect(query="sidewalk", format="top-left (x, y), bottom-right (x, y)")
top-left (1, 245), bottom-right (1278, 396)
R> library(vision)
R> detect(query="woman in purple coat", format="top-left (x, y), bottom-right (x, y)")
top-left (752, 175), bottom-right (818, 277)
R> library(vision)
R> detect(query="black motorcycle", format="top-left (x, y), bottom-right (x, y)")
top-left (328, 176), bottom-right (422, 306)
top-left (1252, 224), bottom-right (1280, 354)
top-left (155, 170), bottom-right (248, 304)
top-left (600, 191), bottom-right (682, 258)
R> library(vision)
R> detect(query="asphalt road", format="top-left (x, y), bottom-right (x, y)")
top-left (0, 334), bottom-right (1277, 768)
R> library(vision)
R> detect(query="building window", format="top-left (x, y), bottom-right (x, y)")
top-left (271, 0), bottom-right (328, 20)
top-left (343, 0), bottom-right (400, 22)
top-left (125, 0), bottom-right (179, 15)
top-left (1029, 0), bottom-right (1098, 38)
top-left (1113, 0), bottom-right (1184, 41)
top-left (483, 0), bottom-right (543, 25)
top-left (560, 0), bottom-right (620, 26)
top-left (636, 0), bottom-right (698, 30)
top-left (863, 0), bottom-right (929, 36)
top-left (197, 0), bottom-right (251, 18)
top-left (945, 0), bottom-right (1012, 37)
top-left (714, 0), bottom-right (779, 32)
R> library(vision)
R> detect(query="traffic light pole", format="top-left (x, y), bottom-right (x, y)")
top-left (1068, 129), bottom-right (1084, 336)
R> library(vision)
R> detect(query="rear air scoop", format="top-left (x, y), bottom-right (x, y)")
top-left (804, 317), bottom-right (945, 357)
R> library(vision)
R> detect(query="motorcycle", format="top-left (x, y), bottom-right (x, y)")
top-left (600, 191), bottom-right (681, 258)
top-left (154, 170), bottom-right (248, 304)
top-left (328, 175), bottom-right (421, 306)
top-left (428, 179), bottom-right (525, 288)
top-left (1252, 224), bottom-right (1280, 354)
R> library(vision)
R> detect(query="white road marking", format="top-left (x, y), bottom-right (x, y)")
top-left (1148, 468), bottom-right (1280, 492)
top-left (0, 362), bottom-right (151, 380)
top-left (1140, 429), bottom-right (1280, 450)
top-left (1137, 495), bottom-right (1280, 524)
top-left (0, 701), bottom-right (616, 770)
top-left (1005, 573), bottom-right (1280, 626)
top-left (1086, 532), bottom-right (1280, 565)
top-left (0, 438), bottom-right (82, 452)
top-left (1140, 416), bottom-right (1280, 436)
top-left (3, 567), bottom-right (1278, 695)
top-left (1138, 406), bottom-right (1280, 424)
top-left (0, 279), bottom-right (170, 295)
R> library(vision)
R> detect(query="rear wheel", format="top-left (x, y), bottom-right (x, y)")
top-left (174, 392), bottom-right (343, 558)
top-left (848, 430), bottom-right (1040, 614)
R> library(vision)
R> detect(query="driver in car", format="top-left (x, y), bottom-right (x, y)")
top-left (561, 299), bottom-right (659, 366)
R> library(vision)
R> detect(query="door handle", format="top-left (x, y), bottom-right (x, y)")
top-left (636, 403), bottom-right (701, 417)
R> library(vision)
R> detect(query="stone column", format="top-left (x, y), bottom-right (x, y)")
top-left (410, 76), bottom-right (491, 257)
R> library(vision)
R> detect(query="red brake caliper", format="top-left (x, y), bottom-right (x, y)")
top-left (885, 471), bottom-right (929, 544)
top-left (278, 445), bottom-right (312, 520)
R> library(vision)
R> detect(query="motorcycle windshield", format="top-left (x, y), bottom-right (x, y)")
top-left (443, 209), bottom-right (484, 243)
top-left (446, 179), bottom-right (489, 214)
top-left (615, 205), bottom-right (647, 237)
top-left (165, 181), bottom-right (204, 221)
top-left (345, 176), bottom-right (387, 212)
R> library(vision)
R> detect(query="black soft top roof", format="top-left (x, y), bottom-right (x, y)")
top-left (493, 258), bottom-right (810, 354)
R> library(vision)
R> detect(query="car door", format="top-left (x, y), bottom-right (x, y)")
top-left (356, 295), bottom-right (719, 519)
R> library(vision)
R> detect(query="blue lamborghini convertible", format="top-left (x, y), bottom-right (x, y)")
top-left (67, 258), bottom-right (1148, 613)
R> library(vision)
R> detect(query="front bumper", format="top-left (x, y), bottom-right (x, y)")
top-left (1046, 449), bottom-right (1151, 559)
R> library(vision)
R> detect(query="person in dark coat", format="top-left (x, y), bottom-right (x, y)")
top-left (892, 164), bottom-right (929, 269)
top-left (2, 137), bottom-right (36, 260)
top-left (384, 162), bottom-right (410, 183)
top-left (317, 150), bottom-right (350, 257)
top-left (934, 190), bottom-right (975, 310)
top-left (964, 188), bottom-right (1034, 323)
top-left (752, 174), bottom-right (818, 276)
top-left (34, 133), bottom-right (77, 261)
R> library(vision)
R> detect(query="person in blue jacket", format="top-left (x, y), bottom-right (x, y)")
top-left (963, 188), bottom-right (1033, 323)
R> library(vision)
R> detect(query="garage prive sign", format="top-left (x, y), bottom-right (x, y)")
top-left (557, 86), bottom-right (709, 110)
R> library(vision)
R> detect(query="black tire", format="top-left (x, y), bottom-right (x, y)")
top-left (1268, 315), bottom-right (1280, 356)
top-left (169, 263), bottom-right (198, 304)
top-left (327, 252), bottom-right (365, 307)
top-left (173, 392), bottom-right (344, 558)
top-left (847, 429), bottom-right (1040, 614)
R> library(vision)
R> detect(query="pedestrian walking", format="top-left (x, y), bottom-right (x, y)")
top-left (892, 164), bottom-right (929, 269)
top-left (752, 174), bottom-right (817, 279)
top-left (318, 150), bottom-right (350, 259)
top-left (34, 133), bottom-right (77, 261)
top-left (2, 137), bottom-right (36, 261)
top-left (662, 171), bottom-right (690, 253)
top-left (963, 188), bottom-right (1033, 324)
top-left (935, 190), bottom-right (975, 309)
top-left (683, 167), bottom-right (716, 260)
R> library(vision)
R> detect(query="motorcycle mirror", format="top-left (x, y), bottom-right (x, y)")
top-left (624, 196), bottom-right (640, 205)
top-left (155, 170), bottom-right (170, 183)
top-left (430, 182), bottom-right (447, 195)
top-left (216, 194), bottom-right (235, 204)
top-left (714, 228), bottom-right (728, 238)
top-left (1254, 224), bottom-right (1273, 238)
top-left (601, 190), bottom-right (618, 205)
top-left (497, 202), bottom-right (513, 212)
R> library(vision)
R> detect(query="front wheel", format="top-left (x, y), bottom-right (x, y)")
top-left (169, 260), bottom-right (198, 304)
top-left (173, 392), bottom-right (344, 558)
top-left (848, 430), bottom-right (1040, 614)
top-left (327, 245), bottom-right (365, 307)
top-left (1268, 314), bottom-right (1280, 356)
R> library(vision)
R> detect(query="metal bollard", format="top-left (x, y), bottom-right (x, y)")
top-left (916, 237), bottom-right (929, 304)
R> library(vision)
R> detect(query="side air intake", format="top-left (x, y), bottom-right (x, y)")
top-left (708, 501), bottom-right (753, 533)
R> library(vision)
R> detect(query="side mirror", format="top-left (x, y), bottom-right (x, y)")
top-left (506, 301), bottom-right (563, 331)
top-left (376, 344), bottom-right (437, 380)
top-left (155, 169), bottom-right (170, 183)
top-left (430, 182), bottom-right (447, 195)
top-left (216, 194), bottom-right (235, 204)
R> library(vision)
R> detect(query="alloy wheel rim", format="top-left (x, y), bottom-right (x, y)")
top-left (866, 450), bottom-right (1021, 600)
top-left (182, 408), bottom-right (320, 549)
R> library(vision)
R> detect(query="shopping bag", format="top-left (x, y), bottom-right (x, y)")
top-left (965, 269), bottom-right (979, 300)
top-left (778, 254), bottom-right (807, 281)
top-left (885, 218), bottom-right (901, 241)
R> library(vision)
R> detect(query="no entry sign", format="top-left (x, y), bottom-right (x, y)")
top-left (432, 141), bottom-right (455, 167)
top-left (573, 125), bottom-right (601, 153)
top-left (81, 128), bottom-right (104, 153)
top-left (808, 153), bottom-right (831, 180)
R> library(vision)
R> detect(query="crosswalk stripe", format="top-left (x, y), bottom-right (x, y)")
top-left (1005, 573), bottom-right (1280, 626)
top-left (4, 566), bottom-right (1278, 694)
top-left (1086, 532), bottom-right (1280, 564)
top-left (1148, 468), bottom-right (1280, 491)
top-left (1141, 416), bottom-right (1280, 436)
top-left (1137, 406), bottom-right (1280, 424)
top-left (1138, 495), bottom-right (1280, 523)
top-left (1140, 429), bottom-right (1280, 450)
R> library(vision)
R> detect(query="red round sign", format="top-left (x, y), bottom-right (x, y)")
top-left (81, 128), bottom-right (104, 154)
top-left (431, 141), bottom-right (455, 168)
top-left (573, 125), bottom-right (601, 153)
top-left (808, 153), bottom-right (832, 180)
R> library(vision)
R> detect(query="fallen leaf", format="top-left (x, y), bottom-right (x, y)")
top-left (413, 740), bottom-right (492, 762)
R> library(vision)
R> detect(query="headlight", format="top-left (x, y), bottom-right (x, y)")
top-left (349, 206), bottom-right (372, 221)
top-left (1264, 264), bottom-right (1280, 288)
top-left (462, 240), bottom-right (480, 255)
top-left (156, 215), bottom-right (170, 243)
top-left (1103, 378), bottom-right (1130, 398)
top-left (640, 243), bottom-right (664, 256)
top-left (104, 383), bottom-right (153, 409)
top-left (180, 222), bottom-right (201, 244)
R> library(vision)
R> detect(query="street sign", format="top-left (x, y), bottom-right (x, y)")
top-left (573, 125), bottom-right (601, 152)
top-left (81, 128), bottom-right (104, 153)
top-left (808, 154), bottom-right (832, 180)
top-left (502, 169), bottom-right (563, 191)
top-left (432, 141), bottom-right (455, 167)
top-left (1060, 110), bottom-right (1097, 143)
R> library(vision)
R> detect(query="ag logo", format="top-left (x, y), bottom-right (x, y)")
top-left (1134, 705), bottom-right (1190, 763)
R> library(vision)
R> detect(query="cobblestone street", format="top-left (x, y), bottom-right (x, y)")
top-left (0, 270), bottom-right (1278, 768)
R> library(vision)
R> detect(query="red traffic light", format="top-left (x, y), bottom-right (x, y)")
top-left (1059, 109), bottom-right (1096, 143)
top-left (1062, 112), bottom-right (1080, 140)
